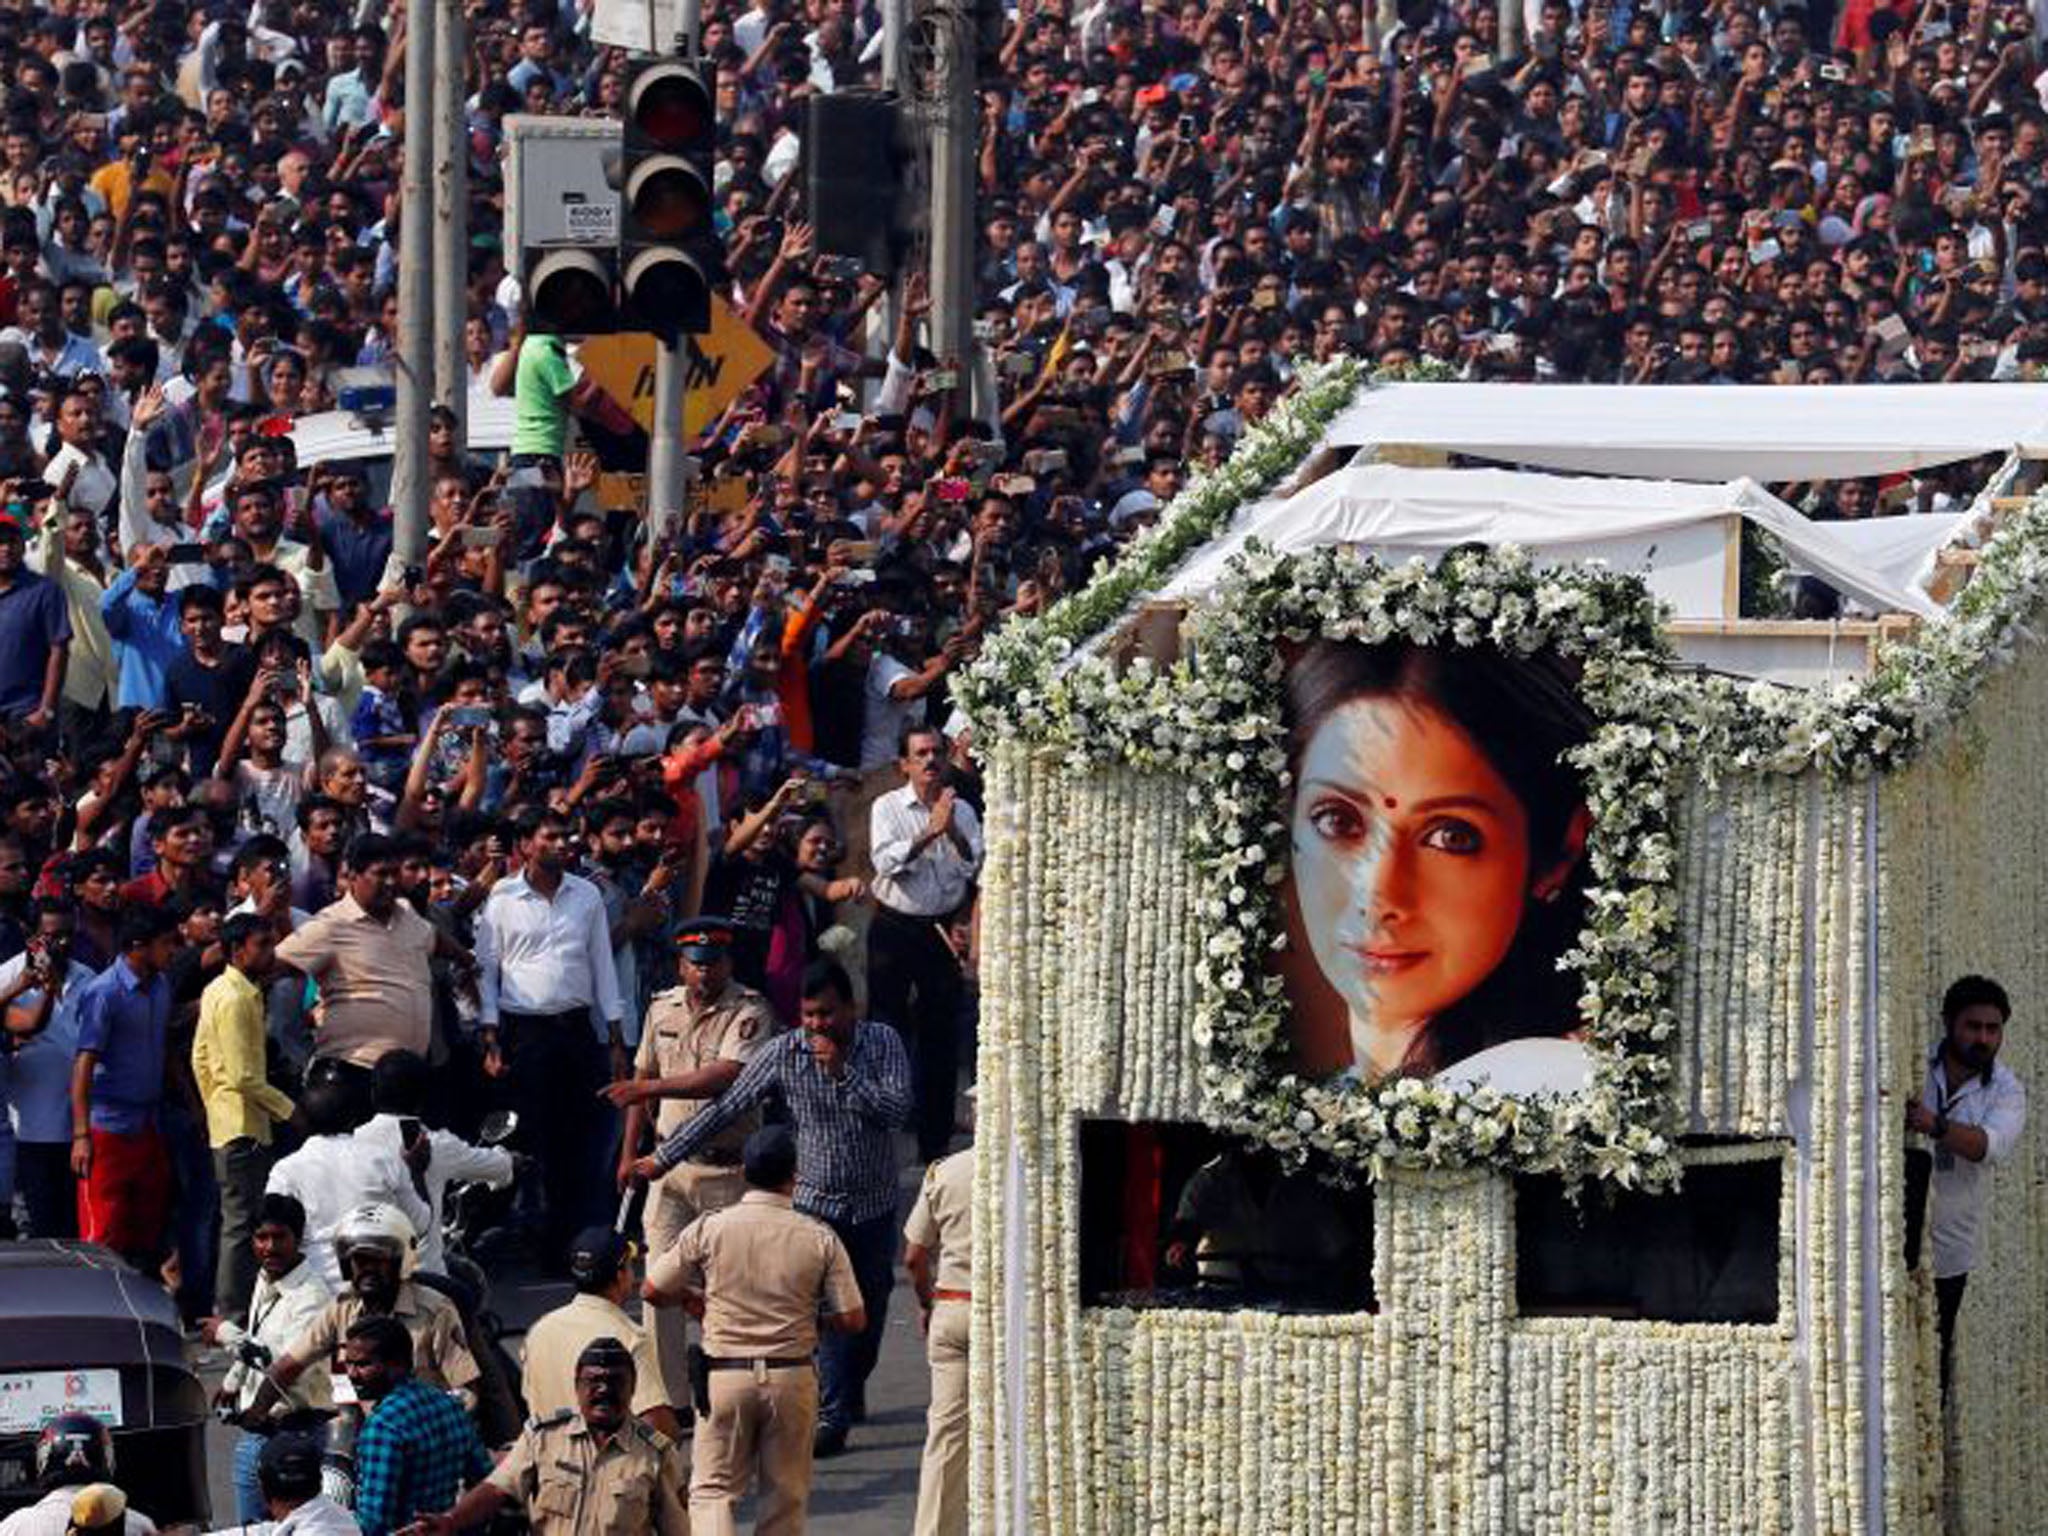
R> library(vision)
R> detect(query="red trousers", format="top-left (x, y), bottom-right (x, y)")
top-left (76, 1126), bottom-right (172, 1266)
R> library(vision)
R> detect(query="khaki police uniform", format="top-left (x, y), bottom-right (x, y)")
top-left (485, 1408), bottom-right (689, 1535)
top-left (636, 977), bottom-right (780, 1408)
top-left (281, 1280), bottom-right (481, 1396)
top-left (649, 1189), bottom-right (862, 1536)
top-left (906, 1146), bottom-right (974, 1536)
top-left (521, 1291), bottom-right (668, 1423)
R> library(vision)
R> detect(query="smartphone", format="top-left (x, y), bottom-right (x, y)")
top-left (444, 705), bottom-right (493, 730)
top-left (764, 553), bottom-right (792, 578)
top-left (1025, 448), bottom-right (1069, 476)
top-left (992, 473), bottom-right (1037, 497)
top-left (819, 254), bottom-right (864, 282)
top-left (1115, 444), bottom-right (1149, 467)
top-left (922, 368), bottom-right (960, 394)
top-left (835, 567), bottom-right (878, 585)
top-left (402, 564), bottom-right (425, 587)
top-left (839, 539), bottom-right (879, 561)
top-left (1177, 114), bottom-right (1197, 139)
top-left (1001, 351), bottom-right (1038, 378)
top-left (1748, 239), bottom-right (1782, 266)
top-left (934, 477), bottom-right (971, 502)
top-left (832, 411), bottom-right (864, 433)
top-left (1686, 218), bottom-right (1714, 241)
top-left (167, 542), bottom-right (206, 563)
top-left (1251, 288), bottom-right (1280, 310)
top-left (461, 525), bottom-right (502, 549)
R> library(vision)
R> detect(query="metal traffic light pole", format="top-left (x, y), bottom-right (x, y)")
top-left (645, 2), bottom-right (698, 546)
top-left (392, 0), bottom-right (437, 568)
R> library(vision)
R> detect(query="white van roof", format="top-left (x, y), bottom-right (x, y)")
top-left (288, 386), bottom-right (517, 466)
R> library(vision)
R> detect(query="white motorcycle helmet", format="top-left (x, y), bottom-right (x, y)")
top-left (332, 1201), bottom-right (419, 1281)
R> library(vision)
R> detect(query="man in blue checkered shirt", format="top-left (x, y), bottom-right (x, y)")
top-left (632, 956), bottom-right (912, 1459)
top-left (343, 1314), bottom-right (490, 1536)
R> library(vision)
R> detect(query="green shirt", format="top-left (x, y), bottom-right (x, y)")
top-left (511, 335), bottom-right (579, 460)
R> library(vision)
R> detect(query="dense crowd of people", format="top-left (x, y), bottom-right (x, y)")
top-left (0, 0), bottom-right (2039, 1527)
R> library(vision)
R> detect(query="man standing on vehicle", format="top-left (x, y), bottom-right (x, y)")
top-left (1906, 973), bottom-right (2029, 1391)
top-left (401, 1338), bottom-right (689, 1536)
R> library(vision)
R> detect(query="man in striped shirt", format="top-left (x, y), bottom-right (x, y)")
top-left (633, 957), bottom-right (909, 1459)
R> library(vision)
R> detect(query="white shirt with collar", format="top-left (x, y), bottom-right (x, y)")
top-left (45, 441), bottom-right (118, 523)
top-left (474, 869), bottom-right (625, 1037)
top-left (217, 1256), bottom-right (335, 1411)
top-left (353, 1112), bottom-right (515, 1275)
top-left (264, 1133), bottom-right (433, 1292)
top-left (200, 1494), bottom-right (361, 1536)
top-left (869, 782), bottom-right (984, 918)
top-left (1925, 1044), bottom-right (2029, 1278)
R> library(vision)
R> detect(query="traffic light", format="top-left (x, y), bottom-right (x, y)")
top-left (804, 91), bottom-right (922, 279)
top-left (523, 246), bottom-right (619, 336)
top-left (615, 58), bottom-right (720, 339)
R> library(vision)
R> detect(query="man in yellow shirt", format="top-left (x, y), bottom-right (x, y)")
top-left (194, 912), bottom-right (297, 1317)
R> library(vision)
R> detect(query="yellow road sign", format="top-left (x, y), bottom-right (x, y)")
top-left (576, 296), bottom-right (778, 438)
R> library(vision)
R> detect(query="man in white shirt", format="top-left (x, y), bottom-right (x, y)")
top-left (1907, 973), bottom-right (2028, 1392)
top-left (201, 1430), bottom-right (360, 1536)
top-left (264, 1069), bottom-right (430, 1292)
top-left (859, 616), bottom-right (961, 773)
top-left (474, 807), bottom-right (624, 1261)
top-left (352, 1049), bottom-right (514, 1278)
top-left (198, 1193), bottom-right (335, 1524)
top-left (867, 725), bottom-right (983, 1161)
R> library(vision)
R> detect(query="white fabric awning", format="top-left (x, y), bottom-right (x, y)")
top-left (1817, 513), bottom-right (1968, 600)
top-left (1152, 465), bottom-right (1946, 620)
top-left (1315, 382), bottom-right (2048, 482)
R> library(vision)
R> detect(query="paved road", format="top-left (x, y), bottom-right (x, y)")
top-left (198, 1180), bottom-right (934, 1533)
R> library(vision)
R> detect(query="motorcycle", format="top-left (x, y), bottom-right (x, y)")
top-left (434, 1110), bottom-right (531, 1449)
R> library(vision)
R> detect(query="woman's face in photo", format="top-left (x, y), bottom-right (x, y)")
top-left (1289, 695), bottom-right (1536, 1069)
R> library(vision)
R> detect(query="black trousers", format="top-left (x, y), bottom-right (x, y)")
top-left (501, 1007), bottom-right (609, 1258)
top-left (16, 1142), bottom-right (74, 1239)
top-left (866, 905), bottom-right (964, 1162)
top-left (1937, 1271), bottom-right (1968, 1396)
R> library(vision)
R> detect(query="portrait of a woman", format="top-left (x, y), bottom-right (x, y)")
top-left (1275, 637), bottom-right (1596, 1096)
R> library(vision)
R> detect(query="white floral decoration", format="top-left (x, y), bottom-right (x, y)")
top-left (962, 358), bottom-right (2048, 1194)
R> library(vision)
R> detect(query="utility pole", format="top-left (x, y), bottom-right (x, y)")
top-left (392, 0), bottom-right (437, 567)
top-left (1497, 0), bottom-right (1526, 63)
top-left (920, 0), bottom-right (975, 410)
top-left (432, 0), bottom-right (468, 436)
top-left (880, 0), bottom-right (905, 90)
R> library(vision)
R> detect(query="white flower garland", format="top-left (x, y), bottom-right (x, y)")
top-left (961, 364), bottom-right (2048, 1190)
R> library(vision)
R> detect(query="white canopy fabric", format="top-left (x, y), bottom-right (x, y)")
top-left (1153, 465), bottom-right (1946, 619)
top-left (1315, 382), bottom-right (2048, 482)
top-left (1818, 513), bottom-right (1969, 601)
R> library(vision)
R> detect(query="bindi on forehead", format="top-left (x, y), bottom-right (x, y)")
top-left (1382, 797), bottom-right (1399, 810)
